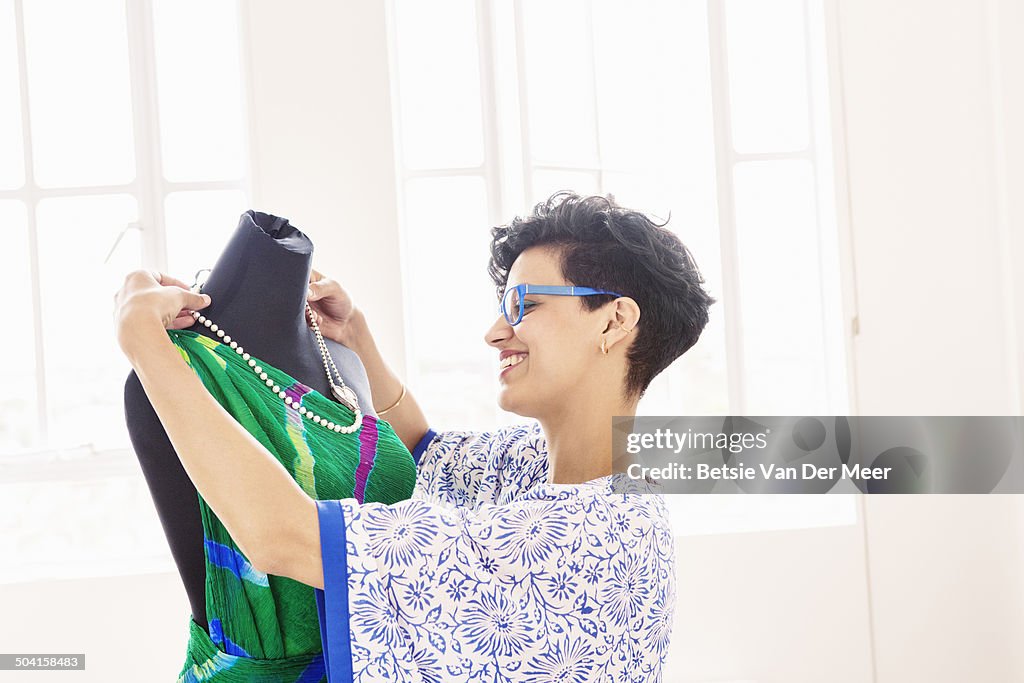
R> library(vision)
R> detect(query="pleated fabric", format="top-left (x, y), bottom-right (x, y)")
top-left (165, 328), bottom-right (417, 682)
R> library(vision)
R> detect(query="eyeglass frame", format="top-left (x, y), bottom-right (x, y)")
top-left (499, 283), bottom-right (623, 326)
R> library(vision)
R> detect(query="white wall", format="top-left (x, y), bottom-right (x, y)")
top-left (0, 572), bottom-right (190, 681)
top-left (665, 521), bottom-right (875, 682)
top-left (661, 496), bottom-right (1024, 683)
top-left (242, 0), bottom-right (409, 379)
top-left (828, 0), bottom-right (1024, 679)
top-left (864, 496), bottom-right (1024, 683)
top-left (835, 0), bottom-right (1024, 415)
top-left (993, 0), bottom-right (1024, 412)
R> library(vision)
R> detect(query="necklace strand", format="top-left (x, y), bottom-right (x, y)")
top-left (188, 302), bottom-right (363, 434)
top-left (304, 303), bottom-right (362, 415)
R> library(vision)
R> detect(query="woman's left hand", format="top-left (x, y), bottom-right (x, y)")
top-left (114, 269), bottom-right (212, 352)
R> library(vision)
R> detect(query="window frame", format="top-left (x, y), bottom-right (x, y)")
top-left (707, 0), bottom-right (855, 416)
top-left (0, 0), bottom-right (255, 468)
top-left (387, 0), bottom-right (857, 423)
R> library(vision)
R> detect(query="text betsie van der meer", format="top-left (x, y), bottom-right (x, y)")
top-left (623, 428), bottom-right (892, 482)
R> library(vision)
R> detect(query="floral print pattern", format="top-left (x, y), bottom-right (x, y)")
top-left (319, 422), bottom-right (676, 682)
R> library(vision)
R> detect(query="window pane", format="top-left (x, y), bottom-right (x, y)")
top-left (673, 308), bottom-right (730, 415)
top-left (601, 171), bottom-right (728, 415)
top-left (164, 190), bottom-right (247, 284)
top-left (591, 0), bottom-right (726, 415)
top-left (724, 0), bottom-right (810, 153)
top-left (591, 0), bottom-right (659, 170)
top-left (591, 0), bottom-right (712, 172)
top-left (531, 170), bottom-right (598, 205)
top-left (520, 0), bottom-right (598, 166)
top-left (152, 0), bottom-right (246, 182)
top-left (393, 0), bottom-right (484, 169)
top-left (733, 160), bottom-right (826, 414)
top-left (36, 195), bottom-right (140, 451)
top-left (0, 201), bottom-right (37, 452)
top-left (0, 0), bottom-right (24, 189)
top-left (23, 0), bottom-right (135, 187)
top-left (601, 172), bottom-right (675, 226)
top-left (402, 176), bottom-right (496, 430)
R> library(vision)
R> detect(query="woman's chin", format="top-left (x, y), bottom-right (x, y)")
top-left (497, 385), bottom-right (532, 417)
top-left (496, 388), bottom-right (515, 413)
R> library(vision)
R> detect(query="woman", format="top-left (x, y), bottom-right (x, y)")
top-left (115, 192), bottom-right (714, 682)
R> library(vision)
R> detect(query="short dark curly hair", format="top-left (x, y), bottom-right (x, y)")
top-left (487, 190), bottom-right (715, 400)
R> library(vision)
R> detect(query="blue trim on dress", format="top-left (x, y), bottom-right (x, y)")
top-left (314, 499), bottom-right (354, 683)
top-left (411, 427), bottom-right (438, 466)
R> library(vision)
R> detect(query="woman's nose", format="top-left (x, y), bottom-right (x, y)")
top-left (484, 314), bottom-right (513, 347)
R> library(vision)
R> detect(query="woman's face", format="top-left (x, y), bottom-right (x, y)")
top-left (484, 245), bottom-right (612, 418)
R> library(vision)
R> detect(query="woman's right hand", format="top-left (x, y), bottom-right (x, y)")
top-left (306, 268), bottom-right (361, 347)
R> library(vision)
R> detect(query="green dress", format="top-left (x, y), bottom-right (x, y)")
top-left (166, 328), bottom-right (417, 682)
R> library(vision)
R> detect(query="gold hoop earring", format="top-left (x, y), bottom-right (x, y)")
top-left (600, 337), bottom-right (608, 355)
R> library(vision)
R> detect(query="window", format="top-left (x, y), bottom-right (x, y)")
top-left (388, 0), bottom-right (855, 532)
top-left (0, 0), bottom-right (250, 459)
top-left (1, 0), bottom-right (251, 582)
top-left (389, 0), bottom-right (848, 423)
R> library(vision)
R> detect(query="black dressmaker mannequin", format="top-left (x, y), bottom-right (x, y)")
top-left (124, 210), bottom-right (375, 632)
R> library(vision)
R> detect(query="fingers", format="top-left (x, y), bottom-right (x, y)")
top-left (159, 273), bottom-right (192, 290)
top-left (186, 290), bottom-right (212, 311)
top-left (170, 312), bottom-right (197, 330)
top-left (150, 270), bottom-right (210, 309)
top-left (308, 279), bottom-right (331, 302)
top-left (125, 269), bottom-right (161, 285)
top-left (308, 268), bottom-right (326, 301)
top-left (307, 270), bottom-right (347, 306)
top-left (139, 269), bottom-right (191, 291)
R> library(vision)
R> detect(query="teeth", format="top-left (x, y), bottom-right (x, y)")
top-left (500, 354), bottom-right (527, 370)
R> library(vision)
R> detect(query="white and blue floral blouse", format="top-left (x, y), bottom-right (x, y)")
top-left (313, 421), bottom-right (677, 682)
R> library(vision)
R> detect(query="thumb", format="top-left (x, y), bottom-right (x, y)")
top-left (307, 283), bottom-right (321, 302)
top-left (189, 291), bottom-right (212, 310)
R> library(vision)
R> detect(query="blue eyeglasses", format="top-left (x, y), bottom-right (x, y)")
top-left (500, 283), bottom-right (623, 326)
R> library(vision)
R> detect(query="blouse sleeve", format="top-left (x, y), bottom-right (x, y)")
top-left (410, 422), bottom-right (548, 509)
top-left (312, 486), bottom-right (676, 683)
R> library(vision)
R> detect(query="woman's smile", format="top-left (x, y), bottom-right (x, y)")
top-left (499, 353), bottom-right (528, 378)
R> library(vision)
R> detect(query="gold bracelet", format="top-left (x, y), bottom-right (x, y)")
top-left (375, 383), bottom-right (407, 416)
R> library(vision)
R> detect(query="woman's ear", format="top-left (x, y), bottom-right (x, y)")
top-left (601, 298), bottom-right (640, 351)
top-left (614, 297), bottom-right (641, 333)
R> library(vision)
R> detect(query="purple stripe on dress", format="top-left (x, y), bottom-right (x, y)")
top-left (285, 383), bottom-right (310, 405)
top-left (352, 415), bottom-right (378, 503)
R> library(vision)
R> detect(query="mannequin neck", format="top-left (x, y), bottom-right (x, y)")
top-left (196, 210), bottom-right (313, 342)
top-left (181, 210), bottom-right (376, 416)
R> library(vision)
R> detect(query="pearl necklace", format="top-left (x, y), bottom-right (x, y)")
top-left (188, 299), bottom-right (363, 435)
